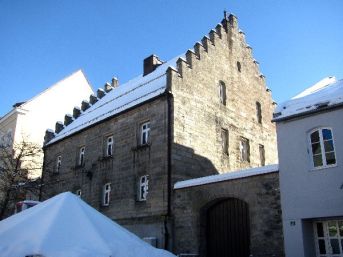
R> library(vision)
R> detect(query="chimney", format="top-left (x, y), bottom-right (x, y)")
top-left (111, 77), bottom-right (119, 88)
top-left (143, 54), bottom-right (163, 76)
top-left (73, 106), bottom-right (81, 119)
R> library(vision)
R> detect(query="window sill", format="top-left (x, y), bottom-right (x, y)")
top-left (99, 155), bottom-right (113, 161)
top-left (309, 164), bottom-right (337, 172)
top-left (132, 143), bottom-right (151, 151)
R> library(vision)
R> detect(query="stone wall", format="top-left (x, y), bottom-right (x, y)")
top-left (169, 15), bottom-right (278, 184)
top-left (43, 96), bottom-right (170, 247)
top-left (173, 171), bottom-right (284, 257)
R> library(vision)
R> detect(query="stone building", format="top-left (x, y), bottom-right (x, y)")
top-left (42, 14), bottom-right (281, 256)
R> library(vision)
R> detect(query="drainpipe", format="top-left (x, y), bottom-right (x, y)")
top-left (164, 91), bottom-right (173, 250)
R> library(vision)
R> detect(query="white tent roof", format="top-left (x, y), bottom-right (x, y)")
top-left (0, 192), bottom-right (176, 257)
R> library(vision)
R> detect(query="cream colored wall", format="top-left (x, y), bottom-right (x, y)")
top-left (1, 70), bottom-right (93, 178)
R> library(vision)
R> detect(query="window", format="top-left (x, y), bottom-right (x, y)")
top-left (256, 101), bottom-right (262, 124)
top-left (102, 183), bottom-right (111, 206)
top-left (221, 128), bottom-right (229, 154)
top-left (75, 189), bottom-right (82, 197)
top-left (141, 122), bottom-right (150, 145)
top-left (219, 81), bottom-right (227, 106)
top-left (240, 137), bottom-right (250, 162)
top-left (106, 136), bottom-right (113, 156)
top-left (79, 146), bottom-right (85, 166)
top-left (55, 155), bottom-right (62, 173)
top-left (309, 128), bottom-right (336, 168)
top-left (237, 61), bottom-right (241, 72)
top-left (259, 144), bottom-right (265, 166)
top-left (138, 175), bottom-right (149, 201)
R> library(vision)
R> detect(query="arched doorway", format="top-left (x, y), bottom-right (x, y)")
top-left (206, 198), bottom-right (250, 257)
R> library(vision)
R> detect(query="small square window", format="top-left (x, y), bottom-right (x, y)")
top-left (75, 189), bottom-right (82, 198)
top-left (138, 175), bottom-right (149, 201)
top-left (140, 122), bottom-right (150, 145)
top-left (102, 183), bottom-right (111, 206)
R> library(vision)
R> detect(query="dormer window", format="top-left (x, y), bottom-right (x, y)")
top-left (309, 128), bottom-right (336, 169)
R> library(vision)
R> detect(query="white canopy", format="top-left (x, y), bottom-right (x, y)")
top-left (0, 192), bottom-right (176, 257)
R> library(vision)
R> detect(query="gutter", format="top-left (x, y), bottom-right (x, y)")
top-left (272, 102), bottom-right (343, 123)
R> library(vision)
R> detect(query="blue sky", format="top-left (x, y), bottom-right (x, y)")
top-left (0, 0), bottom-right (342, 116)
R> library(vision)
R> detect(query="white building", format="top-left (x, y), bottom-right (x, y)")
top-left (273, 77), bottom-right (343, 257)
top-left (0, 70), bottom-right (93, 178)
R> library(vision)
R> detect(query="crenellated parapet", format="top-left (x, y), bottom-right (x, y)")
top-left (44, 77), bottom-right (120, 145)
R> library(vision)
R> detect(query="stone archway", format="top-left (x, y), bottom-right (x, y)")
top-left (206, 198), bottom-right (250, 257)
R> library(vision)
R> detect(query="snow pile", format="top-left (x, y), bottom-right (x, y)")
top-left (174, 164), bottom-right (279, 189)
top-left (47, 56), bottom-right (181, 145)
top-left (0, 192), bottom-right (176, 257)
top-left (273, 77), bottom-right (343, 121)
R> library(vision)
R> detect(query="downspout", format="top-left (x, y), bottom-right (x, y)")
top-left (164, 91), bottom-right (173, 250)
top-left (38, 147), bottom-right (46, 201)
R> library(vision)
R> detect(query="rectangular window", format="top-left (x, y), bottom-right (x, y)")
top-left (138, 175), bottom-right (149, 201)
top-left (79, 146), bottom-right (85, 166)
top-left (219, 81), bottom-right (227, 106)
top-left (259, 144), bottom-right (265, 166)
top-left (106, 136), bottom-right (113, 157)
top-left (221, 128), bottom-right (229, 154)
top-left (309, 128), bottom-right (336, 168)
top-left (102, 183), bottom-right (111, 206)
top-left (76, 189), bottom-right (82, 198)
top-left (240, 137), bottom-right (250, 162)
top-left (256, 101), bottom-right (262, 124)
top-left (55, 155), bottom-right (62, 173)
top-left (140, 121), bottom-right (150, 145)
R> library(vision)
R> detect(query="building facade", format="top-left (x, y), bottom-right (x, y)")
top-left (273, 77), bottom-right (343, 257)
top-left (0, 70), bottom-right (93, 178)
top-left (42, 14), bottom-right (280, 256)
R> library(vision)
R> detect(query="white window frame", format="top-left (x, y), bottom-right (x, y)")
top-left (102, 183), bottom-right (111, 206)
top-left (138, 175), bottom-right (149, 201)
top-left (140, 122), bottom-right (150, 145)
top-left (309, 127), bottom-right (337, 169)
top-left (76, 189), bottom-right (82, 198)
top-left (79, 146), bottom-right (85, 166)
top-left (55, 155), bottom-right (62, 173)
top-left (106, 136), bottom-right (113, 157)
top-left (240, 137), bottom-right (250, 162)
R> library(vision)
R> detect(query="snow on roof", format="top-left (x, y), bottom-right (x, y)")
top-left (273, 77), bottom-right (343, 121)
top-left (47, 56), bottom-right (181, 145)
top-left (0, 192), bottom-right (176, 257)
top-left (174, 164), bottom-right (279, 189)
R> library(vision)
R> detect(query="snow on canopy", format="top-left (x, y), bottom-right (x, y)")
top-left (273, 77), bottom-right (343, 121)
top-left (0, 192), bottom-right (176, 257)
top-left (47, 56), bottom-right (181, 145)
